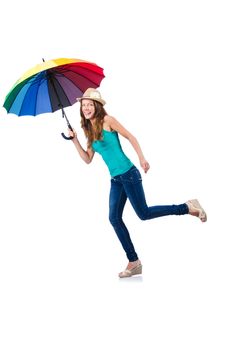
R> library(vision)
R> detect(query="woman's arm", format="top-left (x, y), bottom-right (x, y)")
top-left (69, 129), bottom-right (95, 164)
top-left (105, 115), bottom-right (150, 173)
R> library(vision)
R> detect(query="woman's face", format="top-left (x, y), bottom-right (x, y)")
top-left (81, 99), bottom-right (95, 120)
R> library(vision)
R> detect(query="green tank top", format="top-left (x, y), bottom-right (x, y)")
top-left (92, 129), bottom-right (134, 177)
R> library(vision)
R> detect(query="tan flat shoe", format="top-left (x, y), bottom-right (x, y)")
top-left (118, 264), bottom-right (142, 278)
top-left (187, 199), bottom-right (207, 222)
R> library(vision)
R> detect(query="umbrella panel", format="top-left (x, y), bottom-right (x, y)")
top-left (3, 59), bottom-right (105, 116)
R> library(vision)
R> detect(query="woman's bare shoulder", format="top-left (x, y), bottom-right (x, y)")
top-left (103, 115), bottom-right (132, 138)
top-left (103, 115), bottom-right (116, 131)
top-left (103, 114), bottom-right (115, 122)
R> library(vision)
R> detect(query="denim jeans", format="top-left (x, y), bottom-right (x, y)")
top-left (109, 166), bottom-right (189, 261)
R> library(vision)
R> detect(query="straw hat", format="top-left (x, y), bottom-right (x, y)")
top-left (77, 88), bottom-right (106, 106)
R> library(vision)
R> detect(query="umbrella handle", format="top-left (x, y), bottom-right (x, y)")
top-left (61, 124), bottom-right (75, 140)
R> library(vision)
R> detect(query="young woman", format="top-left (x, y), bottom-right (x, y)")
top-left (69, 88), bottom-right (207, 278)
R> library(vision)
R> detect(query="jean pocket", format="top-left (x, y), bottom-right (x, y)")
top-left (122, 167), bottom-right (142, 184)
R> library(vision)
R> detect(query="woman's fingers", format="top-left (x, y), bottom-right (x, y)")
top-left (142, 160), bottom-right (150, 173)
top-left (68, 128), bottom-right (76, 138)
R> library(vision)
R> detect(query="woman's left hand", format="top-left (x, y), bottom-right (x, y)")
top-left (140, 159), bottom-right (150, 173)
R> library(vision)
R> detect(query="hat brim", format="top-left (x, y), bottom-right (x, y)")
top-left (76, 96), bottom-right (106, 106)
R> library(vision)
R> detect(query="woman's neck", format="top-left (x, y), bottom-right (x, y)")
top-left (89, 117), bottom-right (96, 126)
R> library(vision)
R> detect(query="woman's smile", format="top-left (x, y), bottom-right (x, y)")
top-left (82, 99), bottom-right (95, 119)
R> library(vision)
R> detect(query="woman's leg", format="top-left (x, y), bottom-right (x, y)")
top-left (121, 167), bottom-right (189, 220)
top-left (109, 178), bottom-right (139, 262)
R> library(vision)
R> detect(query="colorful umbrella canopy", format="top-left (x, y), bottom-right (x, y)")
top-left (3, 58), bottom-right (105, 116)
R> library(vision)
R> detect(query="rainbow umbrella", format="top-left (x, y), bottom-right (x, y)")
top-left (3, 57), bottom-right (105, 139)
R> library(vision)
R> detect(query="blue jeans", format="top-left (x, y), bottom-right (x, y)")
top-left (109, 166), bottom-right (189, 261)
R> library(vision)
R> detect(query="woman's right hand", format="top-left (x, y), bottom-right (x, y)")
top-left (68, 128), bottom-right (77, 140)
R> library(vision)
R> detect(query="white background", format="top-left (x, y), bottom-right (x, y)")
top-left (0, 1), bottom-right (231, 349)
